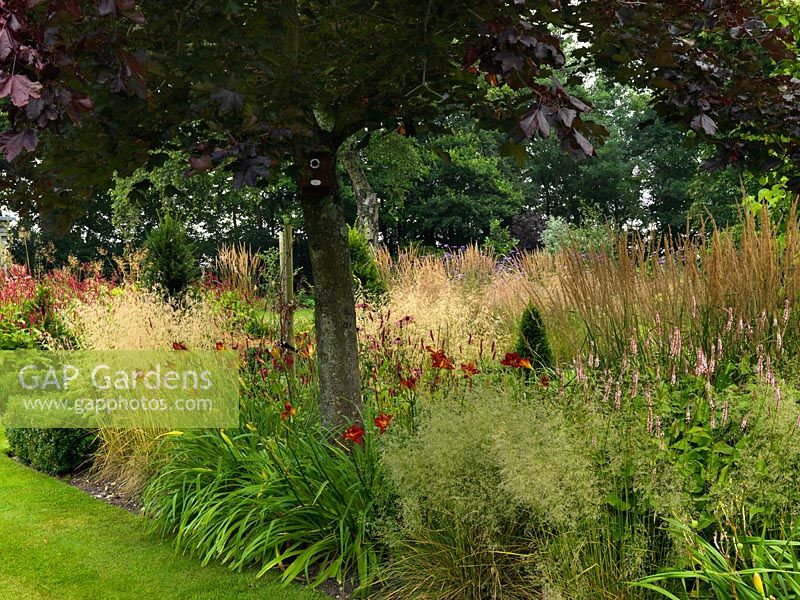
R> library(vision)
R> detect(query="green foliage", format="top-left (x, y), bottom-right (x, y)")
top-left (481, 218), bottom-right (519, 257)
top-left (143, 213), bottom-right (200, 298)
top-left (144, 361), bottom-right (391, 595)
top-left (637, 522), bottom-right (800, 600)
top-left (514, 302), bottom-right (554, 370)
top-left (541, 215), bottom-right (611, 254)
top-left (348, 226), bottom-right (387, 301)
top-left (6, 427), bottom-right (97, 475)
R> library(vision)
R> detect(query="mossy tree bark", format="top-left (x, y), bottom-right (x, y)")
top-left (300, 159), bottom-right (363, 428)
top-left (340, 146), bottom-right (380, 247)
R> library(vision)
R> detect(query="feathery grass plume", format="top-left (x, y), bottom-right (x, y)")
top-left (215, 243), bottom-right (264, 301)
top-left (64, 287), bottom-right (230, 497)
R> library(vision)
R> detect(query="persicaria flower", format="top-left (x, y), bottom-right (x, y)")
top-left (374, 413), bottom-right (392, 434)
top-left (342, 424), bottom-right (366, 445)
top-left (281, 402), bottom-right (296, 420)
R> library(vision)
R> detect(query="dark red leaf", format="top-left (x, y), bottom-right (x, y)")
top-left (98, 0), bottom-right (116, 16)
top-left (520, 110), bottom-right (537, 138)
top-left (536, 110), bottom-right (551, 137)
top-left (187, 155), bottom-right (213, 176)
top-left (557, 107), bottom-right (576, 127)
top-left (0, 27), bottom-right (16, 61)
top-left (0, 130), bottom-right (38, 161)
top-left (0, 74), bottom-right (43, 108)
top-left (691, 113), bottom-right (717, 135)
top-left (569, 95), bottom-right (590, 112)
top-left (573, 131), bottom-right (594, 156)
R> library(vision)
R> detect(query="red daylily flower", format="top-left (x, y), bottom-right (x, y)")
top-left (215, 341), bottom-right (226, 351)
top-left (460, 362), bottom-right (480, 377)
top-left (427, 346), bottom-right (455, 370)
top-left (500, 352), bottom-right (532, 370)
top-left (173, 342), bottom-right (189, 351)
top-left (399, 373), bottom-right (418, 390)
top-left (374, 413), bottom-right (392, 434)
top-left (281, 402), bottom-right (296, 420)
top-left (342, 424), bottom-right (366, 445)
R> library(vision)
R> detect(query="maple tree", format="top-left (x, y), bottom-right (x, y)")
top-left (1, 0), bottom-right (799, 428)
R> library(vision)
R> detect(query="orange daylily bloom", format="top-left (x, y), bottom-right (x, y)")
top-left (460, 362), bottom-right (480, 377)
top-left (374, 413), bottom-right (392, 434)
top-left (281, 402), bottom-right (296, 420)
top-left (500, 352), bottom-right (533, 370)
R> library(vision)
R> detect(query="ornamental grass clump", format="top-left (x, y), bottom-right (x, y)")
top-left (380, 389), bottom-right (602, 599)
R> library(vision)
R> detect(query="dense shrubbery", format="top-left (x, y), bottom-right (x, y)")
top-left (6, 428), bottom-right (97, 474)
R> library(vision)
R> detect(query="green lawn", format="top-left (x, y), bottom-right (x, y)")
top-left (0, 431), bottom-right (324, 600)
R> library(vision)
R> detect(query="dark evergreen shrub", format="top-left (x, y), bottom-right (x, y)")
top-left (143, 213), bottom-right (200, 298)
top-left (6, 427), bottom-right (97, 475)
top-left (514, 302), bottom-right (554, 370)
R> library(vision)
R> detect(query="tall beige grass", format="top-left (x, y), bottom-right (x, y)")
top-left (215, 243), bottom-right (264, 300)
top-left (65, 287), bottom-right (231, 497)
top-left (542, 207), bottom-right (800, 361)
top-left (67, 287), bottom-right (229, 351)
top-left (379, 207), bottom-right (800, 366)
top-left (378, 245), bottom-right (550, 359)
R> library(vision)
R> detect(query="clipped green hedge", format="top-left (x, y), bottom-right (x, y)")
top-left (6, 427), bottom-right (97, 475)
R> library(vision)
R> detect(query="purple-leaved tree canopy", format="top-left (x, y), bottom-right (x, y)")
top-left (1, 0), bottom-right (798, 426)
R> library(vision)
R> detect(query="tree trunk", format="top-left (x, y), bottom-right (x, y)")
top-left (341, 147), bottom-right (380, 247)
top-left (300, 166), bottom-right (362, 429)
